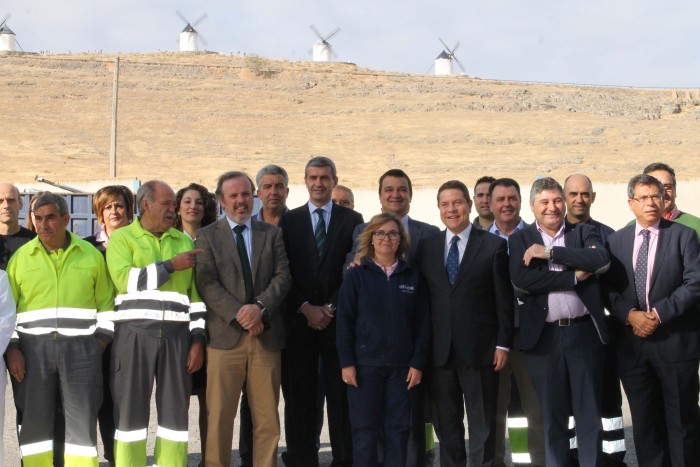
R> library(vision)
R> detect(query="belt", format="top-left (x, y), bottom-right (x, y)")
top-left (545, 314), bottom-right (591, 327)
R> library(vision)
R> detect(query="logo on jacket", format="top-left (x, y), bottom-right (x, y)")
top-left (399, 284), bottom-right (415, 294)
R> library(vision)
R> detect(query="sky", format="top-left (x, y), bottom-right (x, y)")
top-left (3, 0), bottom-right (700, 88)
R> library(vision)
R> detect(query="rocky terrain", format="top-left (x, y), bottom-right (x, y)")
top-left (1, 51), bottom-right (699, 188)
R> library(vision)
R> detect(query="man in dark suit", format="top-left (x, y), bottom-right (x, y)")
top-left (346, 168), bottom-right (439, 466)
top-left (279, 156), bottom-right (364, 467)
top-left (604, 173), bottom-right (700, 467)
top-left (509, 177), bottom-right (610, 467)
top-left (194, 171), bottom-right (291, 467)
top-left (417, 180), bottom-right (514, 467)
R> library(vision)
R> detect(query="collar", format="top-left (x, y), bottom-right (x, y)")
top-left (131, 216), bottom-right (180, 240)
top-left (663, 205), bottom-right (681, 221)
top-left (28, 230), bottom-right (83, 256)
top-left (489, 218), bottom-right (525, 237)
top-left (635, 220), bottom-right (661, 236)
top-left (226, 216), bottom-right (252, 232)
top-left (535, 220), bottom-right (565, 238)
top-left (307, 200), bottom-right (333, 216)
top-left (446, 224), bottom-right (472, 244)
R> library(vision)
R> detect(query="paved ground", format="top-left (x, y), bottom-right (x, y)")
top-left (3, 383), bottom-right (639, 466)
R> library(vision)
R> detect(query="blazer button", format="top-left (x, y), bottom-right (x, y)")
top-left (241, 280), bottom-right (245, 285)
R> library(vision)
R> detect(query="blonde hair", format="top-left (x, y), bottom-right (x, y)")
top-left (354, 213), bottom-right (409, 263)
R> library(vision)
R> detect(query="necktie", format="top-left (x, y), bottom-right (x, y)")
top-left (314, 208), bottom-right (327, 258)
top-left (446, 236), bottom-right (460, 287)
top-left (234, 225), bottom-right (254, 304)
top-left (634, 229), bottom-right (650, 311)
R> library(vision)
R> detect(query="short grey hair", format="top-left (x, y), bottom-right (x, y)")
top-left (305, 156), bottom-right (337, 178)
top-left (256, 164), bottom-right (289, 189)
top-left (529, 177), bottom-right (563, 204)
top-left (136, 180), bottom-right (168, 215)
top-left (627, 174), bottom-right (664, 199)
top-left (33, 193), bottom-right (69, 216)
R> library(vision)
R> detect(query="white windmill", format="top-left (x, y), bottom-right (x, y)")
top-left (431, 38), bottom-right (465, 76)
top-left (0, 14), bottom-right (18, 52)
top-left (309, 25), bottom-right (341, 62)
top-left (176, 11), bottom-right (208, 52)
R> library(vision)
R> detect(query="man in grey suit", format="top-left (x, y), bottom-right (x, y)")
top-left (346, 168), bottom-right (439, 466)
top-left (195, 171), bottom-right (291, 467)
top-left (604, 174), bottom-right (700, 466)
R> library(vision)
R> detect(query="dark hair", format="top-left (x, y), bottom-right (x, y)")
top-left (489, 178), bottom-right (521, 198)
top-left (643, 162), bottom-right (676, 186)
top-left (92, 185), bottom-right (135, 224)
top-left (25, 190), bottom-right (50, 231)
top-left (354, 213), bottom-right (410, 263)
top-left (174, 183), bottom-right (218, 230)
top-left (378, 169), bottom-right (413, 197)
top-left (305, 156), bottom-right (337, 178)
top-left (215, 171), bottom-right (255, 199)
top-left (529, 177), bottom-right (563, 204)
top-left (474, 176), bottom-right (496, 190)
top-left (437, 180), bottom-right (470, 204)
top-left (256, 164), bottom-right (289, 189)
top-left (627, 174), bottom-right (664, 199)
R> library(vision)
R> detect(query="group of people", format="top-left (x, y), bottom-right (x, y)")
top-left (0, 158), bottom-right (698, 467)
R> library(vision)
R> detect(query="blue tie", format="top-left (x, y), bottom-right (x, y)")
top-left (314, 208), bottom-right (327, 259)
top-left (634, 229), bottom-right (650, 311)
top-left (446, 236), bottom-right (460, 287)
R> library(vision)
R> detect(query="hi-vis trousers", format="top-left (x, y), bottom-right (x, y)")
top-left (111, 323), bottom-right (191, 467)
top-left (17, 333), bottom-right (102, 467)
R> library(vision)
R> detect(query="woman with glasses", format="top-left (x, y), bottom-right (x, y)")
top-left (336, 213), bottom-right (431, 467)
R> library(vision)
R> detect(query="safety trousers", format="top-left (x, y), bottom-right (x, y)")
top-left (111, 323), bottom-right (191, 467)
top-left (17, 333), bottom-right (102, 467)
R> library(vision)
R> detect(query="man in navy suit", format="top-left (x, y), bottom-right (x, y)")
top-left (346, 168), bottom-right (439, 466)
top-left (418, 180), bottom-right (514, 467)
top-left (509, 177), bottom-right (610, 467)
top-left (604, 173), bottom-right (700, 467)
top-left (279, 156), bottom-right (364, 467)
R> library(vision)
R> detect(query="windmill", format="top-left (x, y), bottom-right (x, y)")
top-left (309, 25), bottom-right (341, 62)
top-left (0, 14), bottom-right (19, 52)
top-left (176, 11), bottom-right (208, 52)
top-left (429, 38), bottom-right (465, 75)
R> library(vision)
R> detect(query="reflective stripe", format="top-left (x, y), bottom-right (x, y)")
top-left (20, 440), bottom-right (53, 456)
top-left (127, 267), bottom-right (141, 293)
top-left (512, 452), bottom-right (532, 463)
top-left (64, 443), bottom-right (98, 457)
top-left (97, 313), bottom-right (115, 332)
top-left (569, 436), bottom-right (578, 449)
top-left (190, 301), bottom-right (206, 313)
top-left (603, 438), bottom-right (626, 454)
top-left (568, 416), bottom-right (576, 429)
top-left (156, 425), bottom-right (189, 442)
top-left (113, 309), bottom-right (189, 322)
top-left (116, 290), bottom-right (191, 307)
top-left (114, 428), bottom-right (148, 442)
top-left (17, 307), bottom-right (97, 323)
top-left (18, 325), bottom-right (96, 336)
top-left (507, 417), bottom-right (528, 429)
top-left (602, 416), bottom-right (624, 432)
top-left (147, 264), bottom-right (158, 290)
top-left (190, 318), bottom-right (205, 332)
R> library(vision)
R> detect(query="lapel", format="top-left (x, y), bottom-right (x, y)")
top-left (649, 220), bottom-right (670, 291)
top-left (621, 226), bottom-right (636, 281)
top-left (320, 203), bottom-right (343, 264)
top-left (453, 227), bottom-right (483, 287)
top-left (215, 218), bottom-right (244, 278)
top-left (249, 221), bottom-right (266, 280)
top-left (300, 206), bottom-right (321, 264)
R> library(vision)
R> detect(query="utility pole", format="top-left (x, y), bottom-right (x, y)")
top-left (110, 56), bottom-right (120, 177)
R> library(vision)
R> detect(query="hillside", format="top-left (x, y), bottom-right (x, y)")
top-left (2, 52), bottom-right (699, 189)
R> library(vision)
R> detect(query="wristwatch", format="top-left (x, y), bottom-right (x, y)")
top-left (326, 303), bottom-right (337, 315)
top-left (256, 300), bottom-right (270, 320)
top-left (544, 245), bottom-right (553, 259)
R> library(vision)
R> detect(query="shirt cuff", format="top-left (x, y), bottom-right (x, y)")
top-left (496, 346), bottom-right (510, 352)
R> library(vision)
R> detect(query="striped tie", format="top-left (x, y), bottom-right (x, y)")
top-left (314, 208), bottom-right (327, 258)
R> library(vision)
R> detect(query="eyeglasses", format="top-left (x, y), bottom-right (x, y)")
top-left (632, 194), bottom-right (662, 204)
top-left (373, 230), bottom-right (400, 241)
top-left (662, 184), bottom-right (675, 192)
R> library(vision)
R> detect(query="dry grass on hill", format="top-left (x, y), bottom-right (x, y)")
top-left (2, 51), bottom-right (699, 188)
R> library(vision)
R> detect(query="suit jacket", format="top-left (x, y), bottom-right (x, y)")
top-left (194, 218), bottom-right (291, 351)
top-left (509, 221), bottom-right (610, 351)
top-left (418, 227), bottom-right (514, 367)
top-left (347, 216), bottom-right (440, 266)
top-left (280, 202), bottom-right (364, 331)
top-left (604, 219), bottom-right (700, 367)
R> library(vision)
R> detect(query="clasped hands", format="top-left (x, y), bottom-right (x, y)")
top-left (236, 303), bottom-right (265, 336)
top-left (300, 303), bottom-right (334, 331)
top-left (627, 309), bottom-right (660, 338)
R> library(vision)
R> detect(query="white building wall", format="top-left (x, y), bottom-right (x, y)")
top-left (179, 31), bottom-right (198, 52)
top-left (435, 58), bottom-right (453, 75)
top-left (312, 42), bottom-right (332, 62)
top-left (0, 33), bottom-right (16, 52)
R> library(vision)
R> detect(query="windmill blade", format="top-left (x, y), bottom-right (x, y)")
top-left (309, 24), bottom-right (324, 40)
top-left (15, 39), bottom-right (24, 52)
top-left (192, 13), bottom-right (208, 28)
top-left (0, 13), bottom-right (10, 26)
top-left (176, 10), bottom-right (190, 25)
top-left (426, 62), bottom-right (435, 74)
top-left (328, 44), bottom-right (338, 59)
top-left (307, 47), bottom-right (313, 55)
top-left (197, 30), bottom-right (208, 46)
top-left (453, 55), bottom-right (466, 73)
top-left (439, 37), bottom-right (451, 52)
top-left (325, 27), bottom-right (341, 41)
top-left (451, 41), bottom-right (461, 55)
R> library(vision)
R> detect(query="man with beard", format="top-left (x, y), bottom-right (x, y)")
top-left (472, 176), bottom-right (495, 230)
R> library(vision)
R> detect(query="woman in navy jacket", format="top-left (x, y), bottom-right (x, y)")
top-left (337, 213), bottom-right (431, 467)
